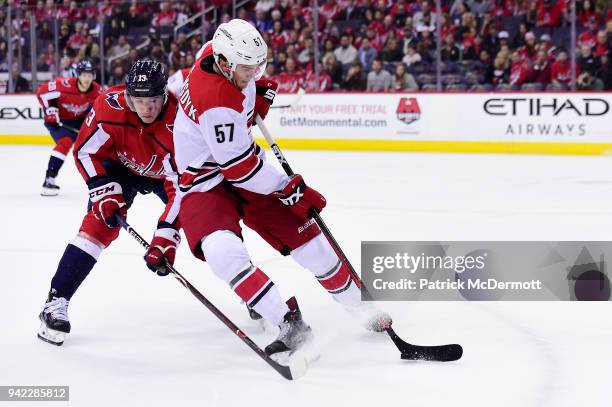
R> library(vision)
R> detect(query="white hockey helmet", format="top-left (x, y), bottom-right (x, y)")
top-left (212, 19), bottom-right (267, 81)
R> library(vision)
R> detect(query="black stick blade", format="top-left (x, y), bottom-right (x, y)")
top-left (400, 344), bottom-right (463, 362)
top-left (386, 327), bottom-right (463, 362)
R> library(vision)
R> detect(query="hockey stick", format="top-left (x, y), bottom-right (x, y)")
top-left (255, 116), bottom-right (463, 362)
top-left (115, 216), bottom-right (308, 380)
top-left (59, 123), bottom-right (81, 134)
top-left (270, 87), bottom-right (306, 109)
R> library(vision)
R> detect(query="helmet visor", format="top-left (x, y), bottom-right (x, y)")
top-left (235, 59), bottom-right (267, 81)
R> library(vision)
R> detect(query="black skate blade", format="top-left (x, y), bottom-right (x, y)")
top-left (386, 327), bottom-right (463, 362)
top-left (37, 333), bottom-right (64, 346)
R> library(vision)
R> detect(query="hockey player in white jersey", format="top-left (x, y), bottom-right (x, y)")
top-left (173, 19), bottom-right (390, 359)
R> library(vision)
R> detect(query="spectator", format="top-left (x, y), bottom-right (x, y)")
top-left (358, 37), bottom-right (378, 71)
top-left (108, 35), bottom-right (130, 60)
top-left (277, 57), bottom-right (304, 93)
top-left (320, 0), bottom-right (341, 21)
top-left (126, 4), bottom-right (147, 27)
top-left (255, 0), bottom-right (275, 13)
top-left (367, 59), bottom-right (392, 91)
top-left (262, 64), bottom-right (277, 81)
top-left (342, 60), bottom-right (367, 90)
top-left (598, 55), bottom-right (611, 89)
top-left (593, 30), bottom-right (609, 58)
top-left (68, 0), bottom-right (84, 20)
top-left (539, 34), bottom-right (559, 60)
top-left (254, 9), bottom-right (272, 33)
top-left (84, 0), bottom-right (98, 20)
top-left (391, 63), bottom-right (419, 91)
top-left (519, 31), bottom-right (537, 61)
top-left (35, 0), bottom-right (54, 21)
top-left (37, 21), bottom-right (53, 42)
top-left (10, 66), bottom-right (29, 93)
top-left (578, 17), bottom-right (600, 49)
top-left (468, 0), bottom-right (493, 18)
top-left (323, 52), bottom-right (343, 84)
top-left (402, 44), bottom-right (422, 67)
top-left (153, 2), bottom-right (176, 27)
top-left (58, 24), bottom-right (71, 54)
top-left (578, 0), bottom-right (599, 26)
top-left (441, 33), bottom-right (461, 62)
top-left (529, 50), bottom-right (551, 84)
top-left (334, 34), bottom-right (358, 66)
top-left (297, 38), bottom-right (314, 65)
top-left (414, 1), bottom-right (438, 33)
top-left (578, 43), bottom-right (601, 75)
top-left (550, 50), bottom-right (573, 86)
top-left (270, 20), bottom-right (288, 50)
top-left (106, 18), bottom-right (126, 40)
top-left (108, 65), bottom-right (125, 87)
top-left (304, 64), bottom-right (332, 92)
top-left (66, 22), bottom-right (87, 57)
top-left (536, 0), bottom-right (564, 28)
top-left (339, 0), bottom-right (366, 21)
top-left (380, 38), bottom-right (403, 63)
top-left (509, 50), bottom-right (532, 87)
top-left (486, 53), bottom-right (510, 85)
top-left (78, 35), bottom-right (100, 62)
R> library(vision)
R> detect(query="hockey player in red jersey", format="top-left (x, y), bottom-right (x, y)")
top-left (36, 59), bottom-right (103, 196)
top-left (173, 20), bottom-right (390, 360)
top-left (37, 60), bottom-right (181, 346)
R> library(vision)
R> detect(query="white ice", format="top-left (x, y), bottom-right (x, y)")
top-left (1, 145), bottom-right (611, 407)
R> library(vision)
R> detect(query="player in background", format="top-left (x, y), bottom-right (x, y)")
top-left (38, 60), bottom-right (181, 346)
top-left (36, 59), bottom-right (102, 196)
top-left (173, 20), bottom-right (390, 361)
top-left (167, 43), bottom-right (211, 96)
top-left (167, 67), bottom-right (191, 96)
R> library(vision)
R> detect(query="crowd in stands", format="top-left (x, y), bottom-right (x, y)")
top-left (0, 0), bottom-right (610, 92)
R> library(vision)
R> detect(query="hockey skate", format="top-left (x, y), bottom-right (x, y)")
top-left (41, 177), bottom-right (60, 196)
top-left (344, 301), bottom-right (392, 333)
top-left (265, 297), bottom-right (313, 363)
top-left (38, 292), bottom-right (71, 346)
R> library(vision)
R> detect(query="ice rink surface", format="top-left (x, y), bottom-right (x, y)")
top-left (2, 145), bottom-right (611, 407)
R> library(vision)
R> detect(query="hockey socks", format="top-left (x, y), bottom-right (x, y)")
top-left (46, 137), bottom-right (73, 178)
top-left (50, 236), bottom-right (102, 300)
top-left (201, 230), bottom-right (289, 325)
top-left (292, 234), bottom-right (361, 305)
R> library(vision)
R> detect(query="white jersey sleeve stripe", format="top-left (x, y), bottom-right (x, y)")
top-left (76, 125), bottom-right (111, 178)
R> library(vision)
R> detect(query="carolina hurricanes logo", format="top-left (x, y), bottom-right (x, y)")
top-left (105, 91), bottom-right (123, 110)
top-left (61, 103), bottom-right (90, 115)
top-left (396, 97), bottom-right (421, 125)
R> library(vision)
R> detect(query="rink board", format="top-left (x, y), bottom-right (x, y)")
top-left (1, 92), bottom-right (611, 155)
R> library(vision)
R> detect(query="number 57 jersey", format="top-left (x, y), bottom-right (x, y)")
top-left (172, 52), bottom-right (288, 197)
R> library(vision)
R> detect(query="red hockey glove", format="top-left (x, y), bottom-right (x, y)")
top-left (89, 181), bottom-right (127, 228)
top-left (275, 174), bottom-right (326, 218)
top-left (254, 79), bottom-right (278, 121)
top-left (144, 226), bottom-right (181, 276)
top-left (44, 107), bottom-right (61, 125)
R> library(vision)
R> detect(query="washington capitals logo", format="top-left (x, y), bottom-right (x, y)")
top-left (61, 103), bottom-right (90, 115)
top-left (105, 91), bottom-right (123, 110)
